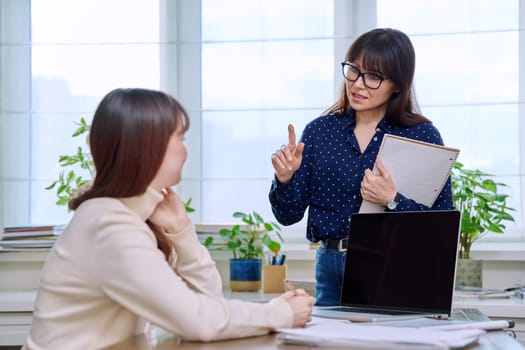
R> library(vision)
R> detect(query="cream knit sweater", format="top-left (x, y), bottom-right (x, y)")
top-left (23, 188), bottom-right (292, 349)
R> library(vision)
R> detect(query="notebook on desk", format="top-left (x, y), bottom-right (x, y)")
top-left (313, 210), bottom-right (461, 322)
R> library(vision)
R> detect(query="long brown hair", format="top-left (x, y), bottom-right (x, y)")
top-left (69, 88), bottom-right (190, 261)
top-left (324, 28), bottom-right (430, 126)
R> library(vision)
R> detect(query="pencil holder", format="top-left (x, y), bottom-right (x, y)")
top-left (263, 264), bottom-right (287, 293)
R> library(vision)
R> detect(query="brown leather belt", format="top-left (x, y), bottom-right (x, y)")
top-left (322, 238), bottom-right (348, 252)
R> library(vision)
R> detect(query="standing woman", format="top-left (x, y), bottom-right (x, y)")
top-left (269, 28), bottom-right (453, 306)
top-left (24, 88), bottom-right (314, 349)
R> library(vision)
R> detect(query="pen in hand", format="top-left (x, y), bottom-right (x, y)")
top-left (286, 281), bottom-right (297, 296)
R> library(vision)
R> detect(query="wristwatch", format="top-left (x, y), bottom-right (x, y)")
top-left (387, 192), bottom-right (400, 210)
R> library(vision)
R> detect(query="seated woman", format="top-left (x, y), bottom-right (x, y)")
top-left (24, 88), bottom-right (315, 350)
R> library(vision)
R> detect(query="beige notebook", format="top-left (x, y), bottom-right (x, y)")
top-left (359, 134), bottom-right (460, 213)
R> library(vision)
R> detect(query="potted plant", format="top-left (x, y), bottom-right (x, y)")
top-left (204, 211), bottom-right (283, 292)
top-left (46, 118), bottom-right (194, 212)
top-left (451, 162), bottom-right (515, 287)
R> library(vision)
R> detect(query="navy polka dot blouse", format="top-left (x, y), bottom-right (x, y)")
top-left (269, 111), bottom-right (454, 243)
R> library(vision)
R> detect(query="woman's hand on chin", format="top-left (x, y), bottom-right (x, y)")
top-left (149, 187), bottom-right (190, 234)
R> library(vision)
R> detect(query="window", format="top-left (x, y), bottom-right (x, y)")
top-left (1, 0), bottom-right (161, 227)
top-left (198, 0), bottom-right (335, 229)
top-left (377, 0), bottom-right (522, 240)
top-left (0, 0), bottom-right (523, 245)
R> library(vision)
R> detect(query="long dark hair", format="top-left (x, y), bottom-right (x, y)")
top-left (324, 28), bottom-right (430, 126)
top-left (69, 88), bottom-right (190, 260)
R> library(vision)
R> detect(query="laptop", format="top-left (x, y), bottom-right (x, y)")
top-left (313, 210), bottom-right (461, 322)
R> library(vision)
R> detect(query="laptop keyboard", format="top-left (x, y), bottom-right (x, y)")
top-left (451, 308), bottom-right (490, 321)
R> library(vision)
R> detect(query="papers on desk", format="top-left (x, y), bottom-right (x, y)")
top-left (278, 317), bottom-right (485, 349)
top-left (374, 318), bottom-right (514, 331)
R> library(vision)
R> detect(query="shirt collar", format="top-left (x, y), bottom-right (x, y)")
top-left (119, 187), bottom-right (164, 221)
top-left (342, 110), bottom-right (394, 133)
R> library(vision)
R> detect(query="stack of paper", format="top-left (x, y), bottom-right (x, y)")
top-left (278, 317), bottom-right (484, 349)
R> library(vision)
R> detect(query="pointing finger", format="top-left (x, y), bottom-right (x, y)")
top-left (288, 124), bottom-right (296, 146)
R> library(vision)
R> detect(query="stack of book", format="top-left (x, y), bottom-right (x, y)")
top-left (0, 225), bottom-right (64, 250)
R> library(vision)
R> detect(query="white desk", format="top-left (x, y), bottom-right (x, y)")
top-left (2, 290), bottom-right (524, 347)
top-left (2, 249), bottom-right (525, 346)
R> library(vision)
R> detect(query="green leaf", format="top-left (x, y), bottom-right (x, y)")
top-left (500, 212), bottom-right (515, 221)
top-left (45, 181), bottom-right (58, 190)
top-left (253, 211), bottom-right (264, 224)
top-left (66, 170), bottom-right (75, 183)
top-left (232, 211), bottom-right (247, 219)
top-left (75, 177), bottom-right (85, 186)
top-left (203, 236), bottom-right (214, 248)
top-left (241, 213), bottom-right (254, 226)
top-left (72, 118), bottom-right (90, 137)
top-left (218, 228), bottom-right (231, 237)
top-left (57, 184), bottom-right (67, 195)
top-left (481, 179), bottom-right (497, 193)
top-left (182, 197), bottom-right (195, 213)
top-left (227, 240), bottom-right (241, 250)
top-left (57, 197), bottom-right (69, 206)
top-left (486, 224), bottom-right (504, 233)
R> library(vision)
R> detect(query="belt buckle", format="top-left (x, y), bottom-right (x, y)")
top-left (338, 239), bottom-right (347, 253)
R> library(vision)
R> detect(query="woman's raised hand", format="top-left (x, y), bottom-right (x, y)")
top-left (271, 124), bottom-right (304, 183)
top-left (149, 187), bottom-right (191, 234)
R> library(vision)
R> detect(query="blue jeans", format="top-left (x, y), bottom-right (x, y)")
top-left (315, 245), bottom-right (346, 306)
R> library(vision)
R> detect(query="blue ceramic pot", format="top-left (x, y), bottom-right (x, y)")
top-left (229, 258), bottom-right (262, 292)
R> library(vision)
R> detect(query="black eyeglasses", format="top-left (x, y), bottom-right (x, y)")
top-left (341, 62), bottom-right (389, 90)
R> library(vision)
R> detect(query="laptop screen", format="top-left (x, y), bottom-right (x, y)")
top-left (340, 210), bottom-right (461, 314)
